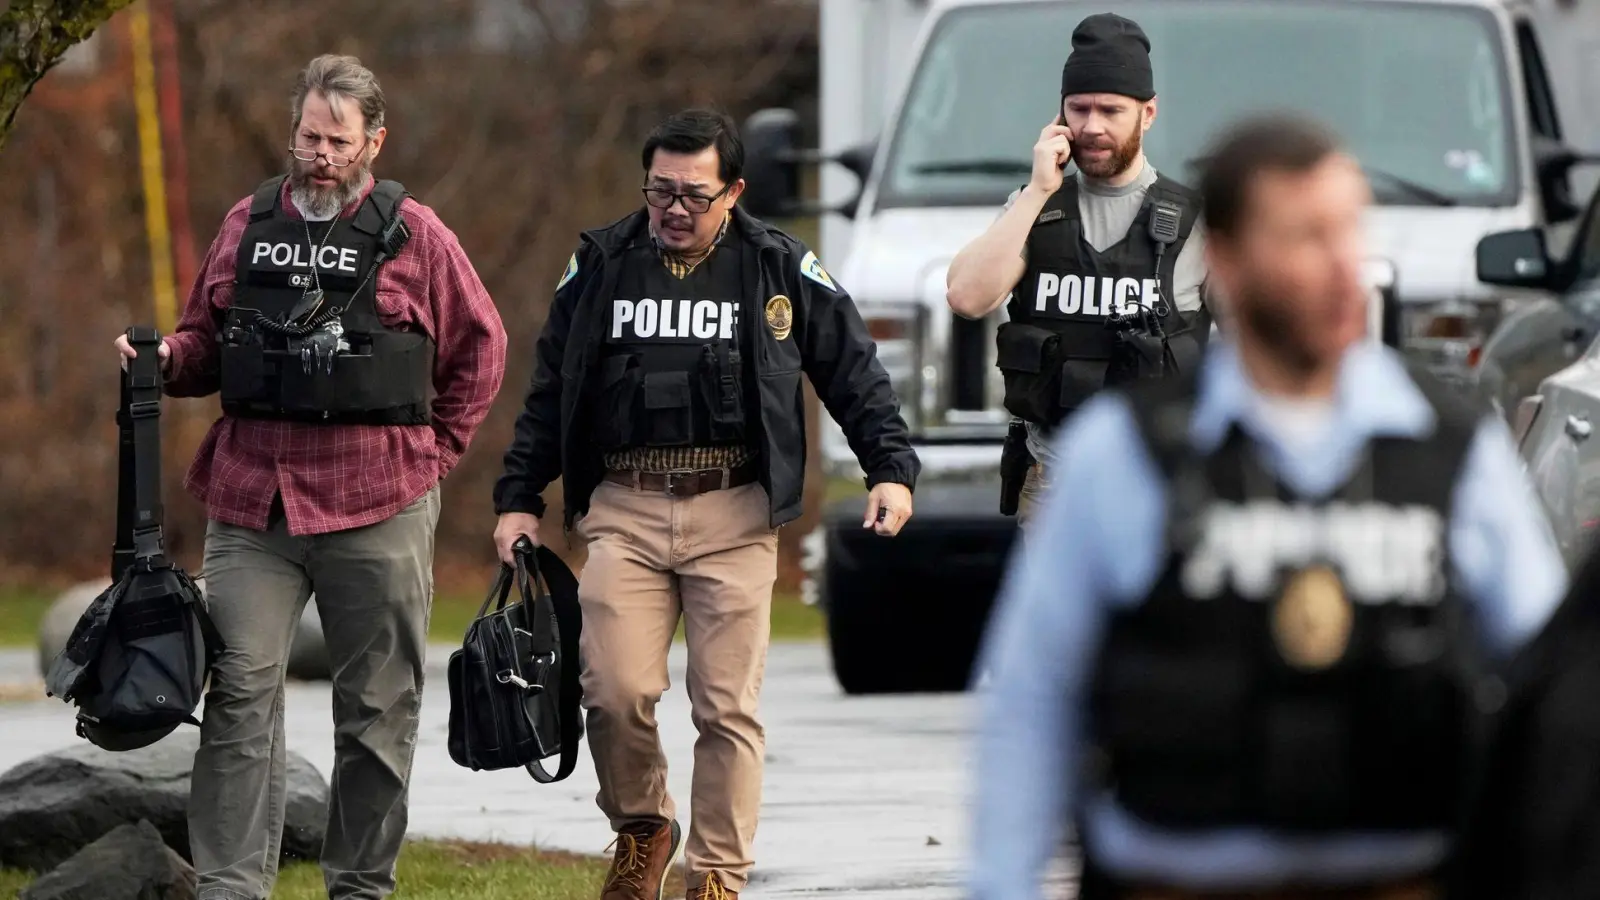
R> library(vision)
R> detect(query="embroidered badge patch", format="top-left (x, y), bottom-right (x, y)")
top-left (556, 252), bottom-right (578, 290)
top-left (799, 250), bottom-right (837, 292)
top-left (766, 294), bottom-right (793, 341)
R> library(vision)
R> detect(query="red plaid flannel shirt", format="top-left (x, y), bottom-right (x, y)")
top-left (163, 176), bottom-right (507, 535)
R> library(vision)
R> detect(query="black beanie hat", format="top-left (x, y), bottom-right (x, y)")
top-left (1060, 13), bottom-right (1154, 101)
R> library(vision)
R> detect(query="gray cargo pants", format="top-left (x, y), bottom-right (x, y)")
top-left (188, 485), bottom-right (440, 900)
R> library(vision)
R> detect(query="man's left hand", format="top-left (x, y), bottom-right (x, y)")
top-left (863, 482), bottom-right (914, 536)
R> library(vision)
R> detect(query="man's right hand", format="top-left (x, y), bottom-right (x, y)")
top-left (114, 333), bottom-right (172, 373)
top-left (1028, 121), bottom-right (1074, 196)
top-left (494, 512), bottom-right (541, 565)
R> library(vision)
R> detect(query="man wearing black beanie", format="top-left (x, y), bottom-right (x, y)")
top-left (946, 12), bottom-right (1211, 524)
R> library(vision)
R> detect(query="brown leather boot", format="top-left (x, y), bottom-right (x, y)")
top-left (601, 819), bottom-right (683, 900)
top-left (687, 872), bottom-right (738, 900)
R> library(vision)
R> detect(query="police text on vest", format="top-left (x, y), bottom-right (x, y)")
top-left (1035, 274), bottom-right (1159, 317)
top-left (251, 242), bottom-right (361, 274)
top-left (1179, 500), bottom-right (1446, 604)
top-left (613, 298), bottom-right (739, 341)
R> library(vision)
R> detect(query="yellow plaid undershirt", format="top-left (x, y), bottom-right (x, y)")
top-left (602, 211), bottom-right (754, 475)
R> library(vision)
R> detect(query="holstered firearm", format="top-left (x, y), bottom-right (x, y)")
top-left (1000, 419), bottom-right (1035, 516)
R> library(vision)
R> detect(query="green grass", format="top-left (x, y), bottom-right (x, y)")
top-left (1, 838), bottom-right (672, 900)
top-left (824, 474), bottom-right (869, 506)
top-left (0, 587), bottom-right (52, 648)
top-left (0, 584), bottom-right (823, 651)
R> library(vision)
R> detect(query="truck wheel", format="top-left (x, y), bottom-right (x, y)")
top-left (824, 562), bottom-right (975, 695)
top-left (818, 488), bottom-right (1017, 695)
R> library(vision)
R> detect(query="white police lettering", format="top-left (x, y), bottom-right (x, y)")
top-left (612, 298), bottom-right (738, 341)
top-left (1179, 500), bottom-right (1445, 604)
top-left (250, 241), bottom-right (360, 274)
top-left (1034, 273), bottom-right (1160, 317)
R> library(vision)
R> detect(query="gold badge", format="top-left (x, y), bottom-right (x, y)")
top-left (1271, 565), bottom-right (1353, 671)
top-left (765, 294), bottom-right (793, 341)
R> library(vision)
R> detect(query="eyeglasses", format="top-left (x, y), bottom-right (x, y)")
top-left (642, 183), bottom-right (730, 214)
top-left (290, 145), bottom-right (363, 168)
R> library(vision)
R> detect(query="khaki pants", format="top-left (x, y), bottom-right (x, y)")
top-left (1017, 461), bottom-right (1050, 529)
top-left (575, 478), bottom-right (779, 893)
top-left (188, 486), bottom-right (440, 900)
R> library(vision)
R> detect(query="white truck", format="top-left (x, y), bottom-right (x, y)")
top-left (740, 0), bottom-right (1600, 694)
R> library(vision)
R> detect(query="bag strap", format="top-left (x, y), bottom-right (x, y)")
top-left (514, 539), bottom-right (584, 784)
top-left (113, 326), bottom-right (167, 582)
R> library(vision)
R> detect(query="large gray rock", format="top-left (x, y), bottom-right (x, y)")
top-left (0, 729), bottom-right (328, 872)
top-left (19, 819), bottom-right (196, 900)
top-left (36, 581), bottom-right (108, 680)
top-left (36, 580), bottom-right (329, 682)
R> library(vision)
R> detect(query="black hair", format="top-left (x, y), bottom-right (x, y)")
top-left (1197, 112), bottom-right (1344, 238)
top-left (641, 108), bottom-right (744, 186)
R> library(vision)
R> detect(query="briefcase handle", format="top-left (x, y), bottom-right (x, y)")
top-left (469, 536), bottom-right (549, 627)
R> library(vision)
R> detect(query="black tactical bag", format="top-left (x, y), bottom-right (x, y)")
top-left (45, 326), bottom-right (222, 751)
top-left (447, 537), bottom-right (584, 782)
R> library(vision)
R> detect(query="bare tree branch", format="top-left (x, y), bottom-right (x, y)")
top-left (0, 0), bottom-right (138, 154)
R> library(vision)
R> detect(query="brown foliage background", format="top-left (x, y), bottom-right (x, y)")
top-left (0, 0), bottom-right (827, 593)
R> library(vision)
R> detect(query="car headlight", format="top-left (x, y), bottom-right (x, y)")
top-left (1402, 299), bottom-right (1506, 375)
top-left (859, 303), bottom-right (926, 428)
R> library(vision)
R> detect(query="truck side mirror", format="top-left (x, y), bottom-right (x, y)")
top-left (742, 108), bottom-right (803, 220)
top-left (1476, 228), bottom-right (1552, 289)
top-left (741, 107), bottom-right (876, 221)
top-left (1533, 137), bottom-right (1600, 225)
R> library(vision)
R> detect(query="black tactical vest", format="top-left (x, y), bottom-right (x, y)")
top-left (590, 241), bottom-right (749, 451)
top-left (219, 176), bottom-right (433, 426)
top-left (1085, 372), bottom-right (1491, 834)
top-left (996, 174), bottom-right (1199, 429)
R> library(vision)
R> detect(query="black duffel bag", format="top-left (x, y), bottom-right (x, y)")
top-left (447, 536), bottom-right (583, 782)
top-left (45, 325), bottom-right (223, 751)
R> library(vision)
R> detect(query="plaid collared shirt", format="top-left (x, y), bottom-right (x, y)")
top-left (162, 176), bottom-right (508, 535)
top-left (602, 212), bottom-right (754, 475)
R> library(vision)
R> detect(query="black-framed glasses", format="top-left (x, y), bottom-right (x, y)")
top-left (290, 141), bottom-right (365, 168)
top-left (642, 183), bottom-right (729, 214)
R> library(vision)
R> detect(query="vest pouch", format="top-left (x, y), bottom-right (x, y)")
top-left (325, 331), bottom-right (434, 422)
top-left (274, 345), bottom-right (342, 415)
top-left (1059, 329), bottom-right (1113, 413)
top-left (995, 322), bottom-right (1064, 424)
top-left (1098, 647), bottom-right (1252, 825)
top-left (698, 344), bottom-right (746, 442)
top-left (593, 353), bottom-right (641, 451)
top-left (219, 341), bottom-right (267, 403)
top-left (641, 371), bottom-right (693, 447)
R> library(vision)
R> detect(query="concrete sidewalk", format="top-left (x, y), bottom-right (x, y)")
top-left (0, 642), bottom-right (1018, 898)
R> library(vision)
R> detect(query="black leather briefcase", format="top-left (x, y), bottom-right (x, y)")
top-left (446, 537), bottom-right (582, 782)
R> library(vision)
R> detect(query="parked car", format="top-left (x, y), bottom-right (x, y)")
top-left (1474, 165), bottom-right (1600, 422)
top-left (1477, 211), bottom-right (1600, 567)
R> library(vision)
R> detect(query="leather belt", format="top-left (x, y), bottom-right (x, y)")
top-left (604, 461), bottom-right (759, 497)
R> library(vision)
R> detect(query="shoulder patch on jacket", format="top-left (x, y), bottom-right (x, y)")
top-left (799, 250), bottom-right (837, 292)
top-left (556, 252), bottom-right (579, 290)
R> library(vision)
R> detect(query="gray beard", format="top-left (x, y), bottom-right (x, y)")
top-left (287, 156), bottom-right (370, 219)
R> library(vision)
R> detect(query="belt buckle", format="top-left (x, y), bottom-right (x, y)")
top-left (663, 470), bottom-right (694, 496)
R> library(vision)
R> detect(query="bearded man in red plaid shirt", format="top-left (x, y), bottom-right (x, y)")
top-left (112, 54), bottom-right (507, 900)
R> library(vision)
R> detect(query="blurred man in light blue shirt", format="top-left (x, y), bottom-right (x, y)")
top-left (967, 113), bottom-right (1568, 900)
